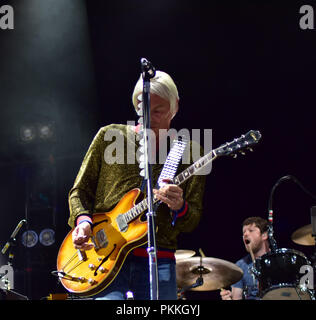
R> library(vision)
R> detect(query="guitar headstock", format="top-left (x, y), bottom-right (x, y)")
top-left (215, 130), bottom-right (262, 158)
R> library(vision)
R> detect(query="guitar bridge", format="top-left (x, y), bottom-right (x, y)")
top-left (77, 249), bottom-right (87, 261)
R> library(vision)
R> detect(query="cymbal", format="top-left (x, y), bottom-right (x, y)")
top-left (176, 257), bottom-right (243, 291)
top-left (175, 250), bottom-right (196, 260)
top-left (291, 224), bottom-right (315, 246)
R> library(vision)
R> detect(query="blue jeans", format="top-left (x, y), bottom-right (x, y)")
top-left (94, 254), bottom-right (177, 300)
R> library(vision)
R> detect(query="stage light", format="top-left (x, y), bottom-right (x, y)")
top-left (19, 125), bottom-right (36, 143)
top-left (19, 122), bottom-right (54, 145)
top-left (21, 230), bottom-right (38, 248)
top-left (39, 228), bottom-right (55, 246)
top-left (38, 123), bottom-right (54, 140)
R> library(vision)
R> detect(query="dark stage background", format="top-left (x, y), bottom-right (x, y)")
top-left (0, 0), bottom-right (315, 300)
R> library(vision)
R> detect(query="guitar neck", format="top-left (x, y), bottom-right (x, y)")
top-left (173, 149), bottom-right (217, 186)
top-left (123, 149), bottom-right (217, 224)
top-left (123, 129), bottom-right (261, 224)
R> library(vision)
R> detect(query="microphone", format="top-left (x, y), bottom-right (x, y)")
top-left (1, 219), bottom-right (27, 255)
top-left (141, 58), bottom-right (156, 79)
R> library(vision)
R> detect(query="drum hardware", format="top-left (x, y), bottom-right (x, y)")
top-left (250, 265), bottom-right (261, 278)
top-left (177, 274), bottom-right (204, 297)
top-left (176, 248), bottom-right (206, 298)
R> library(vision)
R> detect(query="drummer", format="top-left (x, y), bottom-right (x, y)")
top-left (220, 216), bottom-right (270, 300)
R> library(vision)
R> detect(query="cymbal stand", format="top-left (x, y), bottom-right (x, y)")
top-left (177, 256), bottom-right (205, 296)
top-left (177, 275), bottom-right (204, 296)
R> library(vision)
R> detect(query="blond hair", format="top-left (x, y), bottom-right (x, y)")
top-left (132, 70), bottom-right (179, 118)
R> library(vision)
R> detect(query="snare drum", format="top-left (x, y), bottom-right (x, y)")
top-left (253, 248), bottom-right (313, 300)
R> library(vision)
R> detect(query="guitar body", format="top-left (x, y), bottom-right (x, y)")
top-left (57, 188), bottom-right (148, 297)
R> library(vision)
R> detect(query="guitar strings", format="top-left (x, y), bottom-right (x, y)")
top-left (65, 260), bottom-right (84, 274)
top-left (61, 251), bottom-right (78, 270)
top-left (61, 251), bottom-right (83, 274)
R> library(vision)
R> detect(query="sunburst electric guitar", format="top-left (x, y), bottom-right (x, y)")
top-left (56, 130), bottom-right (261, 296)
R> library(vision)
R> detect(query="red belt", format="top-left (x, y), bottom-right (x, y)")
top-left (132, 247), bottom-right (175, 260)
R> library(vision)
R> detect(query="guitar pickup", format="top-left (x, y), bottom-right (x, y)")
top-left (116, 214), bottom-right (128, 233)
top-left (91, 229), bottom-right (108, 251)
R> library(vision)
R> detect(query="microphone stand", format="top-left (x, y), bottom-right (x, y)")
top-left (268, 174), bottom-right (316, 253)
top-left (267, 176), bottom-right (290, 253)
top-left (140, 58), bottom-right (159, 300)
top-left (1, 219), bottom-right (27, 263)
top-left (311, 207), bottom-right (316, 271)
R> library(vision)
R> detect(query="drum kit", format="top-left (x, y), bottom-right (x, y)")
top-left (251, 223), bottom-right (315, 300)
top-left (176, 223), bottom-right (316, 300)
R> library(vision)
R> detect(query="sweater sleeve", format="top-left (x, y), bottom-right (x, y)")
top-left (68, 128), bottom-right (104, 228)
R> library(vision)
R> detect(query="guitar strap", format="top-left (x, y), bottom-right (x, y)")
top-left (157, 136), bottom-right (188, 188)
top-left (140, 136), bottom-right (188, 192)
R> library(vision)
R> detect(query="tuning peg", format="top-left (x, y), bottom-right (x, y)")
top-left (247, 147), bottom-right (253, 152)
top-left (232, 154), bottom-right (238, 159)
top-left (239, 151), bottom-right (246, 156)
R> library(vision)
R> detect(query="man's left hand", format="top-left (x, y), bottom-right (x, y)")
top-left (153, 181), bottom-right (184, 211)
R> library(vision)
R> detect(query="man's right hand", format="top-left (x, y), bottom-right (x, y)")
top-left (220, 289), bottom-right (233, 300)
top-left (72, 221), bottom-right (94, 250)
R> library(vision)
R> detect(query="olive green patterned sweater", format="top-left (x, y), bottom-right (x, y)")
top-left (68, 124), bottom-right (206, 250)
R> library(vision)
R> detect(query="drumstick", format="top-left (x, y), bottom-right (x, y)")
top-left (246, 241), bottom-right (255, 263)
top-left (198, 248), bottom-right (206, 257)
